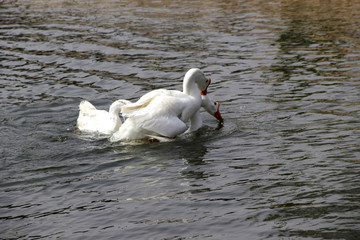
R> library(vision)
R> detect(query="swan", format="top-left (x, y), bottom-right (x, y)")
top-left (117, 93), bottom-right (223, 134)
top-left (76, 99), bottom-right (131, 135)
top-left (120, 94), bottom-right (222, 123)
top-left (110, 68), bottom-right (213, 142)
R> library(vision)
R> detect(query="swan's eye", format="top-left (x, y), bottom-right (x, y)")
top-left (214, 102), bottom-right (216, 105)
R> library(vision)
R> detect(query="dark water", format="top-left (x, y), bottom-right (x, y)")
top-left (1, 0), bottom-right (360, 239)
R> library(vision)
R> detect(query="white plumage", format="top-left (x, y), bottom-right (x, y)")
top-left (76, 68), bottom-right (223, 141)
top-left (110, 68), bottom-right (212, 141)
top-left (76, 99), bottom-right (130, 135)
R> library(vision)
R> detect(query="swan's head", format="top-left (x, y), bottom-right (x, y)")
top-left (201, 94), bottom-right (223, 123)
top-left (184, 68), bottom-right (211, 94)
top-left (109, 99), bottom-right (131, 114)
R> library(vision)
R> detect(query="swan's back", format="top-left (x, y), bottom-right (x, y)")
top-left (121, 89), bottom-right (170, 114)
top-left (122, 89), bottom-right (190, 120)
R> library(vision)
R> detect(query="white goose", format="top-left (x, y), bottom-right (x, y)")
top-left (202, 94), bottom-right (222, 122)
top-left (110, 68), bottom-right (215, 142)
top-left (120, 93), bottom-right (223, 134)
top-left (76, 99), bottom-right (131, 135)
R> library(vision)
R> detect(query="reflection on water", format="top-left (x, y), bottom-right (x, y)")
top-left (1, 0), bottom-right (360, 239)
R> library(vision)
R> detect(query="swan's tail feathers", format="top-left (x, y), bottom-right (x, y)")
top-left (77, 100), bottom-right (97, 128)
top-left (79, 100), bottom-right (96, 112)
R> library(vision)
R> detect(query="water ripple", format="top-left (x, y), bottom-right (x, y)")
top-left (1, 0), bottom-right (360, 239)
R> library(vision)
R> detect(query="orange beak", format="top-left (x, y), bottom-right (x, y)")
top-left (201, 78), bottom-right (211, 96)
top-left (214, 102), bottom-right (223, 123)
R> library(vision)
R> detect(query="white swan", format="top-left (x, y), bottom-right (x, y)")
top-left (76, 99), bottom-right (131, 135)
top-left (117, 93), bottom-right (223, 135)
top-left (110, 68), bottom-right (213, 141)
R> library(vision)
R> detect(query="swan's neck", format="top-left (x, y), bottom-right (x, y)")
top-left (183, 76), bottom-right (201, 98)
top-left (188, 110), bottom-right (202, 132)
top-left (109, 104), bottom-right (122, 124)
top-left (109, 106), bottom-right (120, 115)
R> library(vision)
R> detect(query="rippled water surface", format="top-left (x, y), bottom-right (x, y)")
top-left (1, 0), bottom-right (360, 239)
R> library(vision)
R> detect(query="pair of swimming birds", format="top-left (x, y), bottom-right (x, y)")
top-left (76, 68), bottom-right (223, 142)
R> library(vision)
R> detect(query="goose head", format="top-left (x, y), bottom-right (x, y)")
top-left (184, 68), bottom-right (211, 94)
top-left (201, 94), bottom-right (223, 123)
